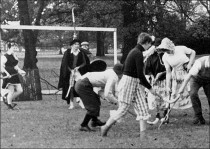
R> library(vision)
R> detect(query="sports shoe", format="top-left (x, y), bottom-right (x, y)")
top-left (193, 116), bottom-right (205, 125)
top-left (11, 103), bottom-right (17, 108)
top-left (90, 119), bottom-right (106, 127)
top-left (7, 104), bottom-right (14, 110)
top-left (162, 118), bottom-right (169, 124)
top-left (79, 125), bottom-right (92, 132)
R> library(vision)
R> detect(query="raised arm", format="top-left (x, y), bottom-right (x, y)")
top-left (103, 76), bottom-right (118, 104)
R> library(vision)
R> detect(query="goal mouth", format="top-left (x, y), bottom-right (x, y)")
top-left (1, 24), bottom-right (118, 64)
top-left (0, 25), bottom-right (118, 96)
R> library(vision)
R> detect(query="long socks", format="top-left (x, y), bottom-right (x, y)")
top-left (91, 116), bottom-right (98, 122)
top-left (81, 114), bottom-right (92, 127)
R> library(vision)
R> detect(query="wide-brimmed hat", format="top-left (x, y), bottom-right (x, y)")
top-left (113, 63), bottom-right (123, 75)
top-left (156, 38), bottom-right (175, 51)
top-left (90, 59), bottom-right (107, 72)
top-left (70, 39), bottom-right (81, 46)
top-left (81, 41), bottom-right (89, 46)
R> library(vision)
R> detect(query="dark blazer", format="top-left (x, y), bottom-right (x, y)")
top-left (58, 48), bottom-right (90, 103)
top-left (145, 52), bottom-right (166, 80)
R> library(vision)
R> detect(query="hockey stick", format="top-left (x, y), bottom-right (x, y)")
top-left (158, 94), bottom-right (181, 129)
top-left (0, 73), bottom-right (19, 79)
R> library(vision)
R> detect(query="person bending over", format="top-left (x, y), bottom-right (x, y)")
top-left (178, 56), bottom-right (210, 124)
top-left (74, 63), bottom-right (123, 131)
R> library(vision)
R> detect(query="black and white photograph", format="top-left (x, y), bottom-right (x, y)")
top-left (0, 0), bottom-right (209, 148)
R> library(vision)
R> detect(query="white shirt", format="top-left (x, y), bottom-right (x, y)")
top-left (81, 69), bottom-right (119, 101)
top-left (71, 49), bottom-right (80, 56)
top-left (189, 56), bottom-right (210, 76)
top-left (162, 46), bottom-right (192, 69)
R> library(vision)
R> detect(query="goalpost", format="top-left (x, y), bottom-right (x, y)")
top-left (0, 25), bottom-right (118, 64)
top-left (0, 25), bottom-right (118, 96)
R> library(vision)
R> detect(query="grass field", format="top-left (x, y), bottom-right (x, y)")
top-left (17, 53), bottom-right (122, 90)
top-left (1, 53), bottom-right (209, 148)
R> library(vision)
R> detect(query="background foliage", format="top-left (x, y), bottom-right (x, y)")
top-left (1, 0), bottom-right (210, 58)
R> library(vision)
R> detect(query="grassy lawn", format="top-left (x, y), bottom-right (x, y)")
top-left (1, 52), bottom-right (209, 148)
top-left (1, 93), bottom-right (209, 148)
top-left (17, 53), bottom-right (122, 90)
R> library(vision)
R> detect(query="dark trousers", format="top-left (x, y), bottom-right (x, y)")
top-left (74, 78), bottom-right (101, 117)
top-left (190, 77), bottom-right (210, 117)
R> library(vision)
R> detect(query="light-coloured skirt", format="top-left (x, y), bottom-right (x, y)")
top-left (147, 66), bottom-right (192, 110)
top-left (170, 67), bottom-right (192, 109)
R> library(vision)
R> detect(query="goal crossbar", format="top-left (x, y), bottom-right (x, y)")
top-left (0, 25), bottom-right (118, 64)
top-left (1, 25), bottom-right (116, 32)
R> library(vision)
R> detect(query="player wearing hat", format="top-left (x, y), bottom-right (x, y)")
top-left (58, 39), bottom-right (90, 109)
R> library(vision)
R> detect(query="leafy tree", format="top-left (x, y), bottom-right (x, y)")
top-left (120, 1), bottom-right (139, 63)
top-left (198, 0), bottom-right (210, 16)
top-left (1, 0), bottom-right (20, 43)
top-left (75, 0), bottom-right (123, 56)
top-left (179, 15), bottom-right (210, 54)
top-left (120, 0), bottom-right (166, 63)
top-left (16, 0), bottom-right (49, 100)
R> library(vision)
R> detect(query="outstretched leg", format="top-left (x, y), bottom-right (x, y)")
top-left (101, 102), bottom-right (129, 137)
top-left (80, 113), bottom-right (93, 131)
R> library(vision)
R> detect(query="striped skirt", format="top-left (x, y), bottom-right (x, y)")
top-left (116, 75), bottom-right (150, 120)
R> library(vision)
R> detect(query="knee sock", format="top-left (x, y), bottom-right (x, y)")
top-left (81, 114), bottom-right (92, 127)
top-left (91, 116), bottom-right (98, 122)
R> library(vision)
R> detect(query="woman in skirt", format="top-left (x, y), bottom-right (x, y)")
top-left (0, 49), bottom-right (11, 102)
top-left (1, 43), bottom-right (26, 109)
top-left (156, 38), bottom-right (196, 112)
top-left (58, 39), bottom-right (90, 109)
top-left (144, 38), bottom-right (168, 124)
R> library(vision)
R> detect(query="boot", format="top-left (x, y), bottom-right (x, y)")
top-left (7, 104), bottom-right (14, 110)
top-left (156, 113), bottom-right (161, 119)
top-left (79, 125), bottom-right (92, 132)
top-left (90, 119), bottom-right (106, 127)
top-left (162, 109), bottom-right (170, 124)
top-left (193, 115), bottom-right (205, 125)
top-left (101, 118), bottom-right (116, 137)
top-left (11, 103), bottom-right (17, 108)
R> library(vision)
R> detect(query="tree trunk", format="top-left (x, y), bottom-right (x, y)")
top-left (17, 0), bottom-right (42, 101)
top-left (120, 1), bottom-right (138, 64)
top-left (96, 31), bottom-right (105, 56)
top-left (18, 69), bottom-right (42, 101)
top-left (78, 31), bottom-right (89, 42)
